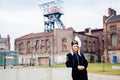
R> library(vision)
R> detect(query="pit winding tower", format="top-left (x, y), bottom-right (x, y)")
top-left (39, 0), bottom-right (65, 32)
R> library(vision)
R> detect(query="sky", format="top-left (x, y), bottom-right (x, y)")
top-left (0, 0), bottom-right (120, 50)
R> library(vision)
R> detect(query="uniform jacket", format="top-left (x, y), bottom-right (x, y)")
top-left (66, 52), bottom-right (88, 80)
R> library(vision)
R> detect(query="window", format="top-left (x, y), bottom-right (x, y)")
top-left (92, 41), bottom-right (95, 52)
top-left (40, 40), bottom-right (44, 49)
top-left (83, 40), bottom-right (87, 51)
top-left (45, 39), bottom-right (50, 53)
top-left (62, 38), bottom-right (67, 52)
top-left (88, 41), bottom-right (91, 52)
top-left (112, 34), bottom-right (117, 46)
top-left (110, 25), bottom-right (117, 31)
top-left (27, 41), bottom-right (30, 53)
top-left (19, 42), bottom-right (24, 54)
top-left (35, 40), bottom-right (40, 52)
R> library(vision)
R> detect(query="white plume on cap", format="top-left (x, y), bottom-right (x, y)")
top-left (74, 36), bottom-right (81, 47)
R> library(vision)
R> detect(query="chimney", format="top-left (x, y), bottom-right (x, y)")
top-left (85, 28), bottom-right (91, 35)
top-left (114, 10), bottom-right (116, 16)
top-left (108, 8), bottom-right (116, 16)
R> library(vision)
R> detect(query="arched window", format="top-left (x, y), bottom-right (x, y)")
top-left (83, 40), bottom-right (87, 51)
top-left (62, 38), bottom-right (67, 52)
top-left (35, 40), bottom-right (40, 52)
top-left (92, 41), bottom-right (95, 52)
top-left (19, 42), bottom-right (24, 54)
top-left (112, 34), bottom-right (117, 46)
top-left (27, 41), bottom-right (30, 54)
top-left (45, 39), bottom-right (50, 53)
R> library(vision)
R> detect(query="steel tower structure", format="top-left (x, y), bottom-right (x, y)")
top-left (39, 0), bottom-right (65, 32)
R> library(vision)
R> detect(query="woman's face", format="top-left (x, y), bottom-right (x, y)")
top-left (72, 44), bottom-right (79, 53)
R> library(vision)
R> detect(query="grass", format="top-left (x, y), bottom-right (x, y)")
top-left (25, 64), bottom-right (66, 68)
top-left (87, 63), bottom-right (120, 76)
top-left (25, 63), bottom-right (120, 76)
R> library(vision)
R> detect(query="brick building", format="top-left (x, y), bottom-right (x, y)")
top-left (15, 28), bottom-right (74, 65)
top-left (15, 27), bottom-right (102, 65)
top-left (75, 28), bottom-right (104, 62)
top-left (15, 8), bottom-right (120, 65)
top-left (103, 8), bottom-right (120, 63)
top-left (0, 35), bottom-right (10, 50)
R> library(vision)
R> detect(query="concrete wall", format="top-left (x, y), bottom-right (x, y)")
top-left (0, 68), bottom-right (120, 80)
top-left (0, 68), bottom-right (72, 80)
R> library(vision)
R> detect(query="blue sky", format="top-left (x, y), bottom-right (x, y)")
top-left (0, 0), bottom-right (120, 50)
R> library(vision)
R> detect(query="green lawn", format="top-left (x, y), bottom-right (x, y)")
top-left (25, 63), bottom-right (120, 75)
top-left (87, 63), bottom-right (120, 76)
top-left (28, 64), bottom-right (66, 68)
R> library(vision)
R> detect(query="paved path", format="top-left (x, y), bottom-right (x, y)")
top-left (88, 73), bottom-right (120, 80)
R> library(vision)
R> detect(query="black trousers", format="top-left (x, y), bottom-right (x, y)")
top-left (72, 68), bottom-right (88, 80)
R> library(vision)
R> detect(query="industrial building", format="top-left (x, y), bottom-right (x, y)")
top-left (14, 0), bottom-right (120, 65)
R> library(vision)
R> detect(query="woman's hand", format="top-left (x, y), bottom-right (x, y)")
top-left (77, 65), bottom-right (85, 70)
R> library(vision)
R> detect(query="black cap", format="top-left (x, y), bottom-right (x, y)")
top-left (71, 40), bottom-right (78, 46)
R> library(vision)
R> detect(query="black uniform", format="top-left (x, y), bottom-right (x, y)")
top-left (66, 52), bottom-right (88, 80)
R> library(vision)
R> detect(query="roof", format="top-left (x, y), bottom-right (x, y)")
top-left (74, 28), bottom-right (103, 38)
top-left (15, 28), bottom-right (74, 41)
top-left (107, 15), bottom-right (120, 22)
top-left (15, 32), bottom-right (54, 40)
top-left (79, 33), bottom-right (98, 38)
top-left (76, 28), bottom-right (103, 34)
top-left (91, 28), bottom-right (103, 32)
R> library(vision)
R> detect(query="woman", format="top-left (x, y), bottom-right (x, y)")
top-left (66, 40), bottom-right (88, 80)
